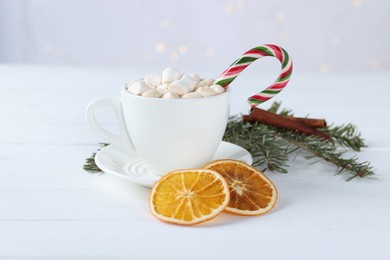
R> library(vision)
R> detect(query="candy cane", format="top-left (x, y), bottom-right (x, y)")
top-left (214, 44), bottom-right (293, 107)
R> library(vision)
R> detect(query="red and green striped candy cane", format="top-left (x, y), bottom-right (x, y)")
top-left (214, 44), bottom-right (293, 107)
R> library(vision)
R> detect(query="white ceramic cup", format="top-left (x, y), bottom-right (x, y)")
top-left (86, 85), bottom-right (231, 175)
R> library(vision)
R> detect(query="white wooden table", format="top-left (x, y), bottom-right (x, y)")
top-left (1, 64), bottom-right (389, 259)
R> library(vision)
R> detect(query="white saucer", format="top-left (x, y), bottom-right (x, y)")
top-left (95, 141), bottom-right (253, 188)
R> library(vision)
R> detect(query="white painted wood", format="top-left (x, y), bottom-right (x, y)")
top-left (0, 65), bottom-right (389, 259)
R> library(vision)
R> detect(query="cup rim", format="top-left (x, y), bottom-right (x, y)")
top-left (121, 84), bottom-right (231, 101)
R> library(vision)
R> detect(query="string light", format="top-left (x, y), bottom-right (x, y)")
top-left (143, 52), bottom-right (151, 61)
top-left (331, 36), bottom-right (341, 46)
top-left (205, 48), bottom-right (214, 58)
top-left (351, 0), bottom-right (362, 7)
top-left (169, 52), bottom-right (179, 61)
top-left (224, 2), bottom-right (235, 13)
top-left (160, 19), bottom-right (170, 29)
top-left (43, 43), bottom-right (65, 59)
top-left (27, 0), bottom-right (373, 72)
top-left (179, 45), bottom-right (188, 55)
top-left (34, 0), bottom-right (45, 5)
top-left (276, 11), bottom-right (286, 22)
top-left (369, 60), bottom-right (381, 71)
top-left (236, 0), bottom-right (245, 8)
top-left (43, 43), bottom-right (53, 53)
top-left (320, 64), bottom-right (329, 73)
top-left (54, 47), bottom-right (64, 57)
top-left (155, 42), bottom-right (165, 53)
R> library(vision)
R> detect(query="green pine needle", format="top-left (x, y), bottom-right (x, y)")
top-left (223, 118), bottom-right (289, 173)
top-left (277, 130), bottom-right (374, 179)
top-left (82, 143), bottom-right (108, 173)
top-left (324, 123), bottom-right (366, 151)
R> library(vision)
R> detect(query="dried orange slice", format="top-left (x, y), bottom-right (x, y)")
top-left (203, 159), bottom-right (278, 216)
top-left (149, 169), bottom-right (230, 225)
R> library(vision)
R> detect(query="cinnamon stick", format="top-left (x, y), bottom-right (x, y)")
top-left (243, 107), bottom-right (331, 140)
top-left (285, 116), bottom-right (327, 129)
top-left (243, 109), bottom-right (327, 129)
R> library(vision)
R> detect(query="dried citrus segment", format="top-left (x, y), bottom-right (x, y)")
top-left (203, 159), bottom-right (278, 216)
top-left (149, 169), bottom-right (230, 225)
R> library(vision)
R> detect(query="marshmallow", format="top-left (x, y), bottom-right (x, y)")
top-left (196, 87), bottom-right (218, 97)
top-left (156, 88), bottom-right (169, 95)
top-left (210, 84), bottom-right (225, 94)
top-left (156, 83), bottom-right (169, 94)
top-left (168, 80), bottom-right (191, 96)
top-left (156, 83), bottom-right (169, 90)
top-left (157, 89), bottom-right (169, 95)
top-left (141, 89), bottom-right (162, 98)
top-left (144, 74), bottom-right (162, 88)
top-left (190, 73), bottom-right (201, 82)
top-left (182, 92), bottom-right (202, 99)
top-left (181, 73), bottom-right (198, 91)
top-left (194, 80), bottom-right (208, 90)
top-left (127, 80), bottom-right (150, 95)
top-left (162, 92), bottom-right (180, 99)
top-left (128, 70), bottom-right (223, 99)
top-left (162, 67), bottom-right (182, 83)
top-left (203, 78), bottom-right (215, 86)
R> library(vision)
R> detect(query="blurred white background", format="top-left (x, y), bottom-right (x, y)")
top-left (0, 0), bottom-right (389, 73)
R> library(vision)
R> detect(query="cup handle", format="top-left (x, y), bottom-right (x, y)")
top-left (85, 97), bottom-right (135, 152)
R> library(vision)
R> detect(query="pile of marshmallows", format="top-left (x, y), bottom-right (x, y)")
top-left (126, 67), bottom-right (225, 99)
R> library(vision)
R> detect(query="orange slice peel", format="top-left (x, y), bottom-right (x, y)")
top-left (149, 169), bottom-right (230, 225)
top-left (203, 159), bottom-right (278, 216)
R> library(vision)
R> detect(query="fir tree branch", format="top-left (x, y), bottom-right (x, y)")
top-left (82, 143), bottom-right (108, 173)
top-left (277, 131), bottom-right (374, 180)
top-left (223, 118), bottom-right (289, 173)
top-left (269, 101), bottom-right (367, 151)
top-left (324, 124), bottom-right (366, 151)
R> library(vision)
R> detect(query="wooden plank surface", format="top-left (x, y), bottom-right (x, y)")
top-left (0, 65), bottom-right (389, 259)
